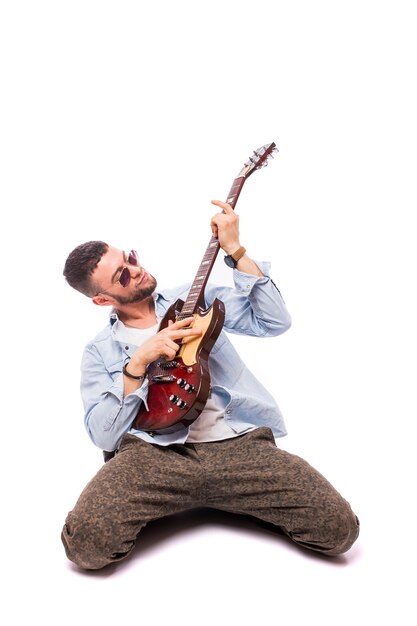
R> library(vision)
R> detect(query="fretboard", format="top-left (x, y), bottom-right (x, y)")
top-left (177, 175), bottom-right (246, 318)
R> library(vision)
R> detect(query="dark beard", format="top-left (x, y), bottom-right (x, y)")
top-left (112, 275), bottom-right (158, 305)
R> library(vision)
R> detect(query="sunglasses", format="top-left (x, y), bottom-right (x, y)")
top-left (118, 250), bottom-right (139, 288)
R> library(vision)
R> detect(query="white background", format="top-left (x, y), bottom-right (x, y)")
top-left (1, 1), bottom-right (416, 624)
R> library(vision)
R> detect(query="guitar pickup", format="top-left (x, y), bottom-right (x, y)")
top-left (151, 374), bottom-right (177, 383)
top-left (158, 360), bottom-right (179, 370)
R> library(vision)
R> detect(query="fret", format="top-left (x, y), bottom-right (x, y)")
top-left (225, 177), bottom-right (246, 209)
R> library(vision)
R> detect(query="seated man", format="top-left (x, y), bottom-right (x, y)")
top-left (61, 199), bottom-right (359, 570)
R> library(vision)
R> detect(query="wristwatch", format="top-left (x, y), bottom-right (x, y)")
top-left (224, 246), bottom-right (246, 268)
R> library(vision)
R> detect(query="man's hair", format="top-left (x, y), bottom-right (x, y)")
top-left (63, 241), bottom-right (109, 297)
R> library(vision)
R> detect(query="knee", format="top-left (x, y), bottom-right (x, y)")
top-left (289, 499), bottom-right (359, 557)
top-left (61, 511), bottom-right (135, 570)
top-left (320, 502), bottom-right (360, 556)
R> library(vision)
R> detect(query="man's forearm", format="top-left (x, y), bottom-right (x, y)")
top-left (235, 253), bottom-right (264, 277)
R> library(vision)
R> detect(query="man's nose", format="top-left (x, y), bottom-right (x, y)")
top-left (128, 264), bottom-right (141, 278)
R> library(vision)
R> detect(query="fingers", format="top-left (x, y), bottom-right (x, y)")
top-left (169, 326), bottom-right (202, 340)
top-left (163, 338), bottom-right (182, 360)
top-left (161, 316), bottom-right (201, 340)
top-left (164, 316), bottom-right (194, 331)
top-left (167, 316), bottom-right (193, 328)
top-left (210, 201), bottom-right (238, 227)
top-left (174, 316), bottom-right (195, 327)
top-left (211, 199), bottom-right (233, 213)
top-left (159, 321), bottom-right (202, 359)
top-left (211, 201), bottom-right (232, 238)
top-left (210, 198), bottom-right (240, 253)
top-left (134, 318), bottom-right (202, 365)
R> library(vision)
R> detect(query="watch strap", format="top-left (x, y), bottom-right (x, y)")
top-left (230, 246), bottom-right (246, 263)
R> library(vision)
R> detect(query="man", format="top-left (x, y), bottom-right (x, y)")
top-left (62, 199), bottom-right (359, 569)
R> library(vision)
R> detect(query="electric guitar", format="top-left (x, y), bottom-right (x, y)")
top-left (132, 142), bottom-right (277, 431)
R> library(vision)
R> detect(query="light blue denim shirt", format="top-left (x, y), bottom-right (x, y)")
top-left (81, 262), bottom-right (291, 451)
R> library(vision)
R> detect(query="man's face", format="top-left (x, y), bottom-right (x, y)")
top-left (92, 245), bottom-right (157, 305)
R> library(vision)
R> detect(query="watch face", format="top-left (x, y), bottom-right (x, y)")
top-left (224, 255), bottom-right (236, 268)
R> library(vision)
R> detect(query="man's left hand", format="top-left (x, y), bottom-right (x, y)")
top-left (210, 199), bottom-right (241, 255)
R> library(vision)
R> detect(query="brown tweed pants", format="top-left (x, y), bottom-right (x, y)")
top-left (62, 427), bottom-right (359, 569)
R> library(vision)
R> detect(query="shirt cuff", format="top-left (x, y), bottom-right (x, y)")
top-left (233, 260), bottom-right (271, 294)
top-left (106, 373), bottom-right (149, 405)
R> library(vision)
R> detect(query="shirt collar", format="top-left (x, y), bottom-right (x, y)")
top-left (108, 290), bottom-right (167, 330)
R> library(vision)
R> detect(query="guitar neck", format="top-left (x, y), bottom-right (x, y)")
top-left (178, 175), bottom-right (246, 318)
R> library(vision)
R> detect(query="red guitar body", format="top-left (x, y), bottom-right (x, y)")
top-left (132, 297), bottom-right (225, 431)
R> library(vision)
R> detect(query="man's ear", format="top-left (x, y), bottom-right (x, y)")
top-left (92, 294), bottom-right (113, 307)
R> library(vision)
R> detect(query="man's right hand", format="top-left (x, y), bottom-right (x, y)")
top-left (126, 316), bottom-right (201, 377)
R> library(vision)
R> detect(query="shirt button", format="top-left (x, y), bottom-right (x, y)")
top-left (125, 346), bottom-right (129, 351)
top-left (226, 409), bottom-right (231, 414)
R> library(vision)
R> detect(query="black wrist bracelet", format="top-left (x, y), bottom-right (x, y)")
top-left (123, 363), bottom-right (146, 380)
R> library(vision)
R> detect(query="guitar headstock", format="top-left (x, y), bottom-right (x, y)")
top-left (239, 142), bottom-right (278, 178)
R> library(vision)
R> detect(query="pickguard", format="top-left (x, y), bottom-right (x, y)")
top-left (178, 308), bottom-right (215, 366)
